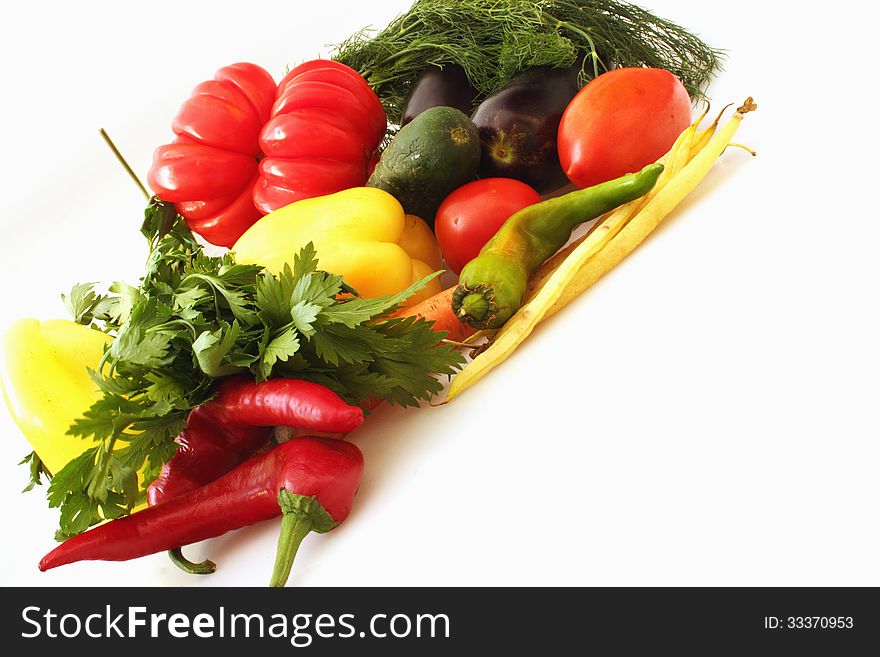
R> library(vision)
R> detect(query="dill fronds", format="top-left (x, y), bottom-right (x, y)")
top-left (333, 0), bottom-right (723, 122)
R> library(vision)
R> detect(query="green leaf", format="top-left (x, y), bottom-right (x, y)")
top-left (292, 242), bottom-right (319, 280)
top-left (361, 317), bottom-right (465, 406)
top-left (87, 367), bottom-right (143, 397)
top-left (289, 300), bottom-right (321, 337)
top-left (57, 494), bottom-right (101, 539)
top-left (110, 325), bottom-right (174, 368)
top-left (143, 371), bottom-right (186, 403)
top-left (173, 286), bottom-right (209, 311)
top-left (324, 271), bottom-right (442, 328)
top-left (180, 273), bottom-right (254, 324)
top-left (92, 281), bottom-right (141, 326)
top-left (106, 454), bottom-right (137, 492)
top-left (258, 327), bottom-right (301, 380)
top-left (62, 282), bottom-right (100, 325)
top-left (217, 262), bottom-right (263, 287)
top-left (99, 492), bottom-right (131, 521)
top-left (141, 197), bottom-right (181, 244)
top-left (291, 271), bottom-right (345, 308)
top-left (66, 395), bottom-right (143, 441)
top-left (311, 324), bottom-right (376, 366)
top-left (193, 321), bottom-right (244, 377)
top-left (20, 451), bottom-right (51, 492)
top-left (119, 412), bottom-right (185, 486)
top-left (255, 268), bottom-right (295, 328)
top-left (47, 447), bottom-right (99, 508)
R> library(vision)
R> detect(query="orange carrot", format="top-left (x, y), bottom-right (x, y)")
top-left (392, 287), bottom-right (477, 343)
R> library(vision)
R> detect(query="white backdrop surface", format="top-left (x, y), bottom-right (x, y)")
top-left (0, 0), bottom-right (877, 586)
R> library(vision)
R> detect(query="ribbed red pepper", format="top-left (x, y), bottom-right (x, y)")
top-left (148, 60), bottom-right (387, 247)
top-left (40, 436), bottom-right (365, 587)
top-left (254, 59), bottom-right (387, 213)
top-left (147, 63), bottom-right (276, 248)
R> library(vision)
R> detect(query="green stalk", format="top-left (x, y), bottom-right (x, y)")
top-left (269, 489), bottom-right (339, 588)
top-left (270, 514), bottom-right (314, 588)
top-left (168, 547), bottom-right (217, 575)
top-left (99, 128), bottom-right (150, 201)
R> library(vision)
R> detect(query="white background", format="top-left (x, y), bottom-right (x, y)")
top-left (0, 0), bottom-right (877, 587)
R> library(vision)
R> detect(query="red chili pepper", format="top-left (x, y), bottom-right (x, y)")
top-left (39, 436), bottom-right (364, 588)
top-left (147, 60), bottom-right (386, 247)
top-left (149, 375), bottom-right (362, 504)
top-left (147, 375), bottom-right (363, 574)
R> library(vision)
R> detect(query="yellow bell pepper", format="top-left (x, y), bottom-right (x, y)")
top-left (1, 319), bottom-right (109, 475)
top-left (233, 187), bottom-right (442, 305)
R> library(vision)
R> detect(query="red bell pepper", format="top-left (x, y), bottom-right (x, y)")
top-left (39, 436), bottom-right (365, 588)
top-left (148, 60), bottom-right (386, 247)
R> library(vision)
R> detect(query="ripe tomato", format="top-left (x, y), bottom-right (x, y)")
top-left (558, 68), bottom-right (692, 189)
top-left (435, 178), bottom-right (541, 275)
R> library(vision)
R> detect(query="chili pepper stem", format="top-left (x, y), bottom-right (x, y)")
top-left (269, 488), bottom-right (340, 587)
top-left (167, 547), bottom-right (217, 575)
top-left (270, 513), bottom-right (314, 588)
top-left (457, 293), bottom-right (490, 323)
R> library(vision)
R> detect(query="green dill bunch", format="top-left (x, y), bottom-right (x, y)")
top-left (333, 0), bottom-right (724, 123)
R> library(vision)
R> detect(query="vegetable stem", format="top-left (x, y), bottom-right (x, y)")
top-left (99, 128), bottom-right (150, 201)
top-left (168, 547), bottom-right (217, 575)
top-left (270, 511), bottom-right (313, 588)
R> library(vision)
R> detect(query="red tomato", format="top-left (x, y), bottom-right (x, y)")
top-left (557, 68), bottom-right (692, 189)
top-left (435, 178), bottom-right (541, 275)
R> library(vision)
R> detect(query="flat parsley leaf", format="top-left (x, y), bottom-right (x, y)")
top-left (62, 282), bottom-right (102, 325)
top-left (290, 300), bottom-right (321, 337)
top-left (92, 281), bottom-right (141, 325)
top-left (258, 327), bottom-right (301, 381)
top-left (324, 271), bottom-right (443, 328)
top-left (20, 451), bottom-right (51, 493)
top-left (255, 268), bottom-right (295, 328)
top-left (193, 321), bottom-right (245, 377)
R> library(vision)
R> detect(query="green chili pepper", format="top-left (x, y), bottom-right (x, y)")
top-left (452, 163), bottom-right (664, 329)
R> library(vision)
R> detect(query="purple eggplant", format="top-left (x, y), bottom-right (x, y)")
top-left (470, 66), bottom-right (582, 194)
top-left (401, 64), bottom-right (478, 126)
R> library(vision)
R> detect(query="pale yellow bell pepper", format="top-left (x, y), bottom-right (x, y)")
top-left (1, 319), bottom-right (109, 475)
top-left (233, 187), bottom-right (443, 305)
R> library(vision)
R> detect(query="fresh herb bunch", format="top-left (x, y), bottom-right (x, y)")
top-left (48, 199), bottom-right (463, 539)
top-left (334, 0), bottom-right (723, 122)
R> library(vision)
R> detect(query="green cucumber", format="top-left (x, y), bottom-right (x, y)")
top-left (367, 106), bottom-right (480, 228)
